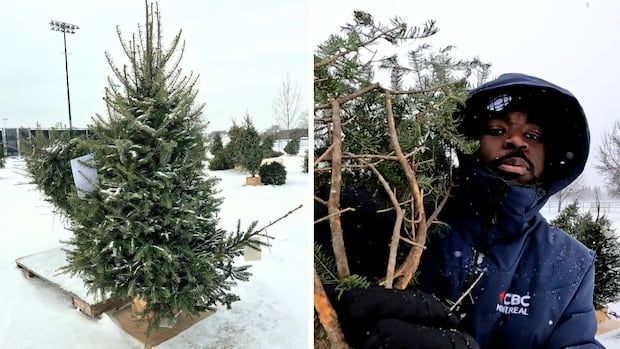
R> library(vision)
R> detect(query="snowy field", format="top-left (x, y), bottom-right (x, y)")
top-left (0, 156), bottom-right (311, 348)
top-left (542, 203), bottom-right (620, 348)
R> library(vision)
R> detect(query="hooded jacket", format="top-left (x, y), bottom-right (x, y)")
top-left (417, 73), bottom-right (603, 348)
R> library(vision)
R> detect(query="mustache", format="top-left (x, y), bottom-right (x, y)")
top-left (489, 152), bottom-right (534, 170)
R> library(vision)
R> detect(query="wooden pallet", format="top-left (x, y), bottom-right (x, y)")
top-left (15, 247), bottom-right (128, 318)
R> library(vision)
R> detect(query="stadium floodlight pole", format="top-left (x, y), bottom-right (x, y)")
top-left (49, 20), bottom-right (79, 131)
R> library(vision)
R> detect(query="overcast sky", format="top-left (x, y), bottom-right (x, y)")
top-left (0, 0), bottom-right (308, 133)
top-left (312, 0), bottom-right (620, 188)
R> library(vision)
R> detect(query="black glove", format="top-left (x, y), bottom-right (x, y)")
top-left (329, 286), bottom-right (480, 349)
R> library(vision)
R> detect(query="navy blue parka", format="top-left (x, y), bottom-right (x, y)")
top-left (417, 74), bottom-right (603, 348)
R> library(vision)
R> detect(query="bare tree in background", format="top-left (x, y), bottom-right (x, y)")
top-left (273, 72), bottom-right (303, 138)
top-left (597, 121), bottom-right (620, 197)
top-left (553, 175), bottom-right (585, 212)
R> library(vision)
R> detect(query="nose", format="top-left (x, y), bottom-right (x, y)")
top-left (504, 131), bottom-right (529, 151)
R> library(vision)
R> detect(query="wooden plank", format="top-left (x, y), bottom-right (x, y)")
top-left (15, 248), bottom-right (128, 318)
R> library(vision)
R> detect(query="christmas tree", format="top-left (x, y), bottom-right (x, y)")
top-left (237, 114), bottom-right (262, 176)
top-left (552, 201), bottom-right (620, 308)
top-left (63, 2), bottom-right (265, 333)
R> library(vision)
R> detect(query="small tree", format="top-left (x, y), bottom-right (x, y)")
top-left (259, 162), bottom-right (287, 185)
top-left (208, 133), bottom-right (234, 170)
top-left (303, 150), bottom-right (308, 173)
top-left (210, 133), bottom-right (224, 155)
top-left (597, 121), bottom-right (620, 197)
top-left (273, 72), bottom-right (304, 138)
top-left (552, 201), bottom-right (620, 309)
top-left (238, 114), bottom-right (263, 176)
top-left (260, 133), bottom-right (282, 158)
top-left (284, 137), bottom-right (300, 155)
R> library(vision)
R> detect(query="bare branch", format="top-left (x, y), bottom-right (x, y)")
top-left (315, 144), bottom-right (335, 166)
top-left (363, 161), bottom-right (403, 289)
top-left (449, 272), bottom-right (485, 312)
top-left (315, 207), bottom-right (356, 224)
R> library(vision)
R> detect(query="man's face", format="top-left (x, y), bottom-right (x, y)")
top-left (479, 111), bottom-right (545, 184)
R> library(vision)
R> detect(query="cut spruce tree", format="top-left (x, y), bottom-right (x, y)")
top-left (62, 1), bottom-right (266, 333)
top-left (313, 11), bottom-right (489, 347)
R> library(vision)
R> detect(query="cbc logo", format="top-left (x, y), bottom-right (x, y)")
top-left (499, 291), bottom-right (531, 307)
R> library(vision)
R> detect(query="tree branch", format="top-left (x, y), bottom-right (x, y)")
top-left (327, 99), bottom-right (350, 278)
top-left (314, 271), bottom-right (350, 349)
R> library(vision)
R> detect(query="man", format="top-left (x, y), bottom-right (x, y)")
top-left (320, 73), bottom-right (603, 348)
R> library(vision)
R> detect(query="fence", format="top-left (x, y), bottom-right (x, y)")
top-left (544, 200), bottom-right (620, 214)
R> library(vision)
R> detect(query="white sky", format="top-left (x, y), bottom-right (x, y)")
top-left (0, 0), bottom-right (308, 133)
top-left (312, 0), bottom-right (620, 188)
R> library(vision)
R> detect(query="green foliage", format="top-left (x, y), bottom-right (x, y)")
top-left (259, 162), bottom-right (287, 185)
top-left (22, 128), bottom-right (89, 217)
top-left (208, 133), bottom-right (234, 171)
top-left (552, 202), bottom-right (620, 308)
top-left (61, 3), bottom-right (264, 333)
top-left (210, 133), bottom-right (224, 154)
top-left (314, 10), bottom-right (487, 217)
top-left (261, 134), bottom-right (283, 158)
top-left (284, 137), bottom-right (300, 155)
top-left (226, 123), bottom-right (244, 166)
top-left (303, 150), bottom-right (308, 173)
top-left (314, 243), bottom-right (369, 299)
top-left (238, 115), bottom-right (263, 176)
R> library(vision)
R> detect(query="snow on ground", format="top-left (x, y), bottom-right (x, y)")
top-left (0, 156), bottom-right (311, 348)
top-left (541, 202), bottom-right (620, 348)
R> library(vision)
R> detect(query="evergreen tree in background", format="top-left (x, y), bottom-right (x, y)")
top-left (261, 134), bottom-right (281, 158)
top-left (208, 133), bottom-right (233, 170)
top-left (552, 202), bottom-right (620, 309)
top-left (62, 2), bottom-right (264, 332)
top-left (210, 133), bottom-right (224, 155)
top-left (238, 115), bottom-right (262, 176)
top-left (0, 144), bottom-right (5, 168)
top-left (284, 137), bottom-right (300, 155)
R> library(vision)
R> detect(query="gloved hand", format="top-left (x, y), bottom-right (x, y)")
top-left (328, 286), bottom-right (480, 349)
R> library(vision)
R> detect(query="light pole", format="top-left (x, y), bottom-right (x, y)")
top-left (50, 20), bottom-right (79, 131)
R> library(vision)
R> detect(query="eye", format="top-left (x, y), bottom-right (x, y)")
top-left (525, 131), bottom-right (543, 142)
top-left (484, 126), bottom-right (505, 136)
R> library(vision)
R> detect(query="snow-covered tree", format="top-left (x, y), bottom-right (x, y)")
top-left (284, 137), bottom-right (300, 155)
top-left (552, 201), bottom-right (620, 309)
top-left (62, 2), bottom-right (264, 333)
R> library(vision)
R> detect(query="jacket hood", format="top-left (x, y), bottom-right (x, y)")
top-left (458, 73), bottom-right (590, 198)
